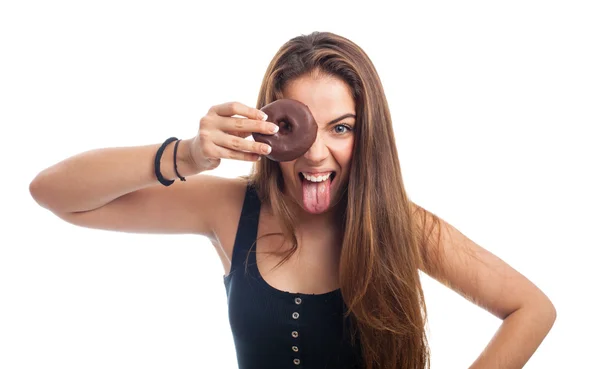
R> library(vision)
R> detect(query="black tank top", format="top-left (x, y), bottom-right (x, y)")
top-left (223, 182), bottom-right (363, 369)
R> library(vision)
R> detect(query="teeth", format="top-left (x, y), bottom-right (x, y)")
top-left (301, 172), bottom-right (333, 183)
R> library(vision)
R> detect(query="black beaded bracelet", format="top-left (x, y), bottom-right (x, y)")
top-left (154, 137), bottom-right (178, 186)
top-left (173, 139), bottom-right (186, 182)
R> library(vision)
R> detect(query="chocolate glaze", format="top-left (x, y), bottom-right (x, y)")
top-left (252, 99), bottom-right (318, 162)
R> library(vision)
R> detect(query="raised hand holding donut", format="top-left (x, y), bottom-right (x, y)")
top-left (252, 99), bottom-right (318, 162)
top-left (188, 102), bottom-right (280, 171)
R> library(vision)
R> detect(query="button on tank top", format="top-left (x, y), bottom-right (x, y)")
top-left (223, 182), bottom-right (363, 369)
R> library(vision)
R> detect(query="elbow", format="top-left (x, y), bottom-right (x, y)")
top-left (29, 171), bottom-right (55, 210)
top-left (527, 295), bottom-right (557, 328)
top-left (547, 299), bottom-right (557, 325)
top-left (29, 173), bottom-right (47, 208)
top-left (540, 300), bottom-right (557, 335)
top-left (539, 292), bottom-right (557, 324)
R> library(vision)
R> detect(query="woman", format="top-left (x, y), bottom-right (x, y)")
top-left (29, 31), bottom-right (556, 369)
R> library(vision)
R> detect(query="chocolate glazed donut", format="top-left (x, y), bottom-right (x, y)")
top-left (252, 99), bottom-right (318, 162)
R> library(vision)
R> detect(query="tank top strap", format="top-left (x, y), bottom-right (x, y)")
top-left (229, 181), bottom-right (261, 276)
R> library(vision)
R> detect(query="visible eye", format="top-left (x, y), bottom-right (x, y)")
top-left (333, 124), bottom-right (353, 135)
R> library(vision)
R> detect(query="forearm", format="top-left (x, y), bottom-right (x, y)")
top-left (469, 299), bottom-right (557, 369)
top-left (29, 138), bottom-right (200, 213)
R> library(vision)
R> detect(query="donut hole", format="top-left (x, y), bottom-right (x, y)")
top-left (279, 120), bottom-right (292, 133)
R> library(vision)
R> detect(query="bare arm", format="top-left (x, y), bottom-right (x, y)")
top-left (29, 138), bottom-right (199, 213)
top-left (413, 202), bottom-right (556, 368)
top-left (28, 138), bottom-right (232, 239)
top-left (28, 102), bottom-right (276, 239)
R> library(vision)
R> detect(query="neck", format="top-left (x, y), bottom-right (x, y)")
top-left (269, 186), bottom-right (346, 251)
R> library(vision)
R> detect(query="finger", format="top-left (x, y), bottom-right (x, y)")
top-left (220, 116), bottom-right (279, 136)
top-left (213, 144), bottom-right (263, 162)
top-left (212, 130), bottom-right (272, 156)
top-left (209, 101), bottom-right (268, 121)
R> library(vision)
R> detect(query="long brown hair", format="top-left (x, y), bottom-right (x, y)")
top-left (242, 31), bottom-right (443, 369)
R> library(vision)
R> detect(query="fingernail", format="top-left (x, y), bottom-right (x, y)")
top-left (271, 124), bottom-right (279, 133)
top-left (259, 111), bottom-right (268, 121)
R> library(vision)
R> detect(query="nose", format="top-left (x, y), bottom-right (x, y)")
top-left (302, 131), bottom-right (328, 163)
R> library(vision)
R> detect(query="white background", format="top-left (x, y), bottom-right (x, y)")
top-left (2, 0), bottom-right (598, 368)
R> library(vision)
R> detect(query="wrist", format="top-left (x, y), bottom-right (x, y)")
top-left (176, 138), bottom-right (204, 176)
top-left (157, 138), bottom-right (201, 184)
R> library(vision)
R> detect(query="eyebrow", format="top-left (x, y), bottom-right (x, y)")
top-left (326, 113), bottom-right (356, 126)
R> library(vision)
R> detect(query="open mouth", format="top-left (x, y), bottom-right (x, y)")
top-left (298, 172), bottom-right (337, 184)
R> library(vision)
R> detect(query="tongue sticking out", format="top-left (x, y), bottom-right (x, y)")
top-left (302, 177), bottom-right (332, 214)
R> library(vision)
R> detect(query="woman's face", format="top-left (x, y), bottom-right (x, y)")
top-left (279, 74), bottom-right (356, 215)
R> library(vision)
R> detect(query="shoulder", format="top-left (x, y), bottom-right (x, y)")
top-left (209, 176), bottom-right (251, 250)
top-left (208, 175), bottom-right (250, 227)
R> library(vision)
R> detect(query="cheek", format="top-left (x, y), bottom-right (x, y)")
top-left (331, 140), bottom-right (354, 166)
